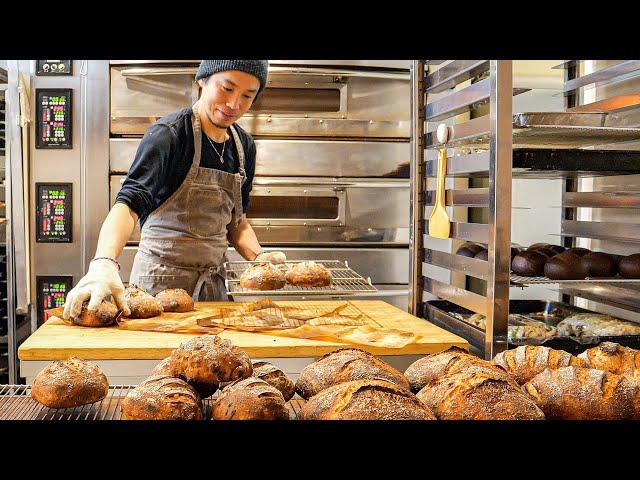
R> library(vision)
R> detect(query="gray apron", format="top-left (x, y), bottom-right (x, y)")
top-left (129, 101), bottom-right (247, 301)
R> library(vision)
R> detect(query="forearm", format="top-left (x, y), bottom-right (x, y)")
top-left (94, 203), bottom-right (139, 260)
top-left (227, 215), bottom-right (262, 261)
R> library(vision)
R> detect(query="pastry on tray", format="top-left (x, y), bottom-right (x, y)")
top-left (239, 263), bottom-right (286, 291)
top-left (285, 261), bottom-right (332, 288)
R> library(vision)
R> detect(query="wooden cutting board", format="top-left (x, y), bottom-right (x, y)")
top-left (18, 300), bottom-right (468, 360)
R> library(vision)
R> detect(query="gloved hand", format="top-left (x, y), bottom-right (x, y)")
top-left (62, 258), bottom-right (131, 320)
top-left (254, 251), bottom-right (287, 264)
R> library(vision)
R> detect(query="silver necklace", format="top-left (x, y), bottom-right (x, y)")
top-left (205, 134), bottom-right (226, 164)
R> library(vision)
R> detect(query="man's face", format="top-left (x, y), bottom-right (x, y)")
top-left (198, 70), bottom-right (260, 129)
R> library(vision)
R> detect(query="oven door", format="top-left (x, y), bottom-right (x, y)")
top-left (110, 65), bottom-right (410, 138)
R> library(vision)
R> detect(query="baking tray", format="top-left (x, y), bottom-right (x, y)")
top-left (426, 299), bottom-right (640, 355)
top-left (224, 260), bottom-right (377, 297)
top-left (510, 274), bottom-right (640, 285)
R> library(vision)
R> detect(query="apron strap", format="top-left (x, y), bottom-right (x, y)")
top-left (229, 124), bottom-right (246, 226)
top-left (191, 101), bottom-right (203, 167)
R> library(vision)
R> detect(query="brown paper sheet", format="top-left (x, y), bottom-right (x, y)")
top-left (267, 324), bottom-right (421, 348)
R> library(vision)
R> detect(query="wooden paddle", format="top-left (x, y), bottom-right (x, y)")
top-left (428, 124), bottom-right (452, 239)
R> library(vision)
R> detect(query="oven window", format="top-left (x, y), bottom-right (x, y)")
top-left (248, 196), bottom-right (339, 219)
top-left (251, 88), bottom-right (341, 113)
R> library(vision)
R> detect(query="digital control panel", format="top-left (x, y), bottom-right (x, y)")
top-left (36, 183), bottom-right (72, 243)
top-left (36, 89), bottom-right (72, 149)
top-left (36, 60), bottom-right (72, 76)
top-left (36, 276), bottom-right (73, 325)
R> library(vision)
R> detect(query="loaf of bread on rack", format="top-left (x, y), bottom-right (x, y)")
top-left (295, 348), bottom-right (409, 399)
top-left (285, 261), bottom-right (333, 288)
top-left (239, 263), bottom-right (286, 290)
top-left (404, 346), bottom-right (518, 393)
top-left (455, 242), bottom-right (485, 258)
top-left (71, 300), bottom-right (120, 327)
top-left (31, 357), bottom-right (109, 409)
top-left (556, 313), bottom-right (640, 337)
top-left (169, 335), bottom-right (253, 398)
top-left (252, 361), bottom-right (295, 401)
top-left (464, 314), bottom-right (556, 342)
top-left (151, 357), bottom-right (172, 376)
top-left (492, 345), bottom-right (586, 385)
top-left (124, 284), bottom-right (164, 318)
top-left (211, 377), bottom-right (289, 420)
top-left (523, 366), bottom-right (640, 420)
top-left (121, 375), bottom-right (203, 420)
top-left (416, 370), bottom-right (545, 420)
top-left (299, 379), bottom-right (436, 420)
top-left (577, 342), bottom-right (640, 375)
top-left (155, 288), bottom-right (194, 312)
top-left (511, 250), bottom-right (548, 276)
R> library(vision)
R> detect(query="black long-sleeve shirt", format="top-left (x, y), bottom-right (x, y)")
top-left (115, 107), bottom-right (256, 227)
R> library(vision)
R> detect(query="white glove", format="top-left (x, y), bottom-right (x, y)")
top-left (254, 251), bottom-right (287, 264)
top-left (62, 258), bottom-right (131, 320)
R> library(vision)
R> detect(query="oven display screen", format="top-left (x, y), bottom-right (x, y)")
top-left (36, 183), bottom-right (72, 242)
top-left (36, 89), bottom-right (72, 149)
top-left (36, 275), bottom-right (73, 325)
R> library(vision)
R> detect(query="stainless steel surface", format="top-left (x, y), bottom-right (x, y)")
top-left (484, 60), bottom-right (512, 359)
top-left (5, 72), bottom-right (17, 383)
top-left (110, 60), bottom-right (412, 69)
top-left (423, 278), bottom-right (487, 315)
top-left (562, 219), bottom-right (640, 243)
top-left (563, 191), bottom-right (640, 208)
top-left (558, 283), bottom-right (640, 314)
top-left (513, 111), bottom-right (637, 128)
top-left (425, 187), bottom-right (489, 206)
top-left (0, 385), bottom-right (306, 420)
top-left (425, 60), bottom-right (490, 94)
top-left (423, 220), bottom-right (488, 244)
top-left (563, 60), bottom-right (640, 94)
top-left (511, 274), bottom-right (640, 285)
top-left (425, 115), bottom-right (490, 148)
top-left (224, 260), bottom-right (377, 296)
top-left (423, 250), bottom-right (488, 280)
top-left (425, 151), bottom-right (489, 176)
top-left (110, 138), bottom-right (410, 178)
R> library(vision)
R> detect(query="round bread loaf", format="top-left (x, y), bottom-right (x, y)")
top-left (155, 288), bottom-right (194, 312)
top-left (492, 345), bottom-right (586, 385)
top-left (169, 335), bottom-right (253, 398)
top-left (285, 261), bottom-right (332, 288)
top-left (252, 361), bottom-right (295, 401)
top-left (474, 249), bottom-right (488, 261)
top-left (295, 348), bottom-right (410, 399)
top-left (534, 247), bottom-right (557, 258)
top-left (31, 357), bottom-right (109, 408)
top-left (511, 250), bottom-right (548, 276)
top-left (151, 357), bottom-right (173, 376)
top-left (565, 247), bottom-right (591, 257)
top-left (416, 370), bottom-right (545, 420)
top-left (121, 375), bottom-right (203, 420)
top-left (299, 379), bottom-right (436, 420)
top-left (211, 377), bottom-right (289, 420)
top-left (405, 346), bottom-right (518, 393)
top-left (528, 242), bottom-right (550, 250)
top-left (523, 366), bottom-right (640, 420)
top-left (456, 243), bottom-right (485, 258)
top-left (239, 263), bottom-right (286, 290)
top-left (510, 247), bottom-right (522, 261)
top-left (618, 253), bottom-right (640, 278)
top-left (577, 342), bottom-right (640, 375)
top-left (72, 300), bottom-right (119, 327)
top-left (544, 252), bottom-right (588, 280)
top-left (124, 284), bottom-right (163, 318)
top-left (547, 245), bottom-right (566, 255)
top-left (580, 251), bottom-right (617, 277)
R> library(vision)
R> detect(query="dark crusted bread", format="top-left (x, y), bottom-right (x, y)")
top-left (240, 263), bottom-right (286, 290)
top-left (618, 254), bottom-right (640, 279)
top-left (211, 377), bottom-right (289, 420)
top-left (511, 250), bottom-right (548, 276)
top-left (578, 342), bottom-right (640, 375)
top-left (492, 345), bottom-right (586, 385)
top-left (405, 346), bottom-right (518, 392)
top-left (252, 361), bottom-right (295, 401)
top-left (523, 366), bottom-right (640, 420)
top-left (416, 370), bottom-right (545, 420)
top-left (299, 379), bottom-right (436, 420)
top-left (155, 288), bottom-right (194, 312)
top-left (72, 300), bottom-right (119, 327)
top-left (124, 284), bottom-right (163, 318)
top-left (120, 375), bottom-right (203, 420)
top-left (285, 261), bottom-right (332, 288)
top-left (169, 335), bottom-right (253, 398)
top-left (31, 357), bottom-right (109, 408)
top-left (565, 247), bottom-right (591, 257)
top-left (580, 252), bottom-right (617, 277)
top-left (544, 252), bottom-right (588, 280)
top-left (295, 348), bottom-right (409, 400)
top-left (456, 243), bottom-right (485, 258)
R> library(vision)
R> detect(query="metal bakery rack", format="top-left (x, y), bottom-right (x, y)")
top-left (0, 385), bottom-right (307, 420)
top-left (409, 59), bottom-right (640, 359)
top-left (224, 260), bottom-right (378, 296)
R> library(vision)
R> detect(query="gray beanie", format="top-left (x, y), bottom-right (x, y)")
top-left (196, 60), bottom-right (269, 94)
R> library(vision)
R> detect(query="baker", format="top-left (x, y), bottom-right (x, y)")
top-left (63, 60), bottom-right (285, 319)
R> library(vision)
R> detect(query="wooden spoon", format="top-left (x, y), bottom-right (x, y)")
top-left (428, 124), bottom-right (451, 239)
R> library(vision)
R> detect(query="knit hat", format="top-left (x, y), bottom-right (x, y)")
top-left (195, 60), bottom-right (269, 94)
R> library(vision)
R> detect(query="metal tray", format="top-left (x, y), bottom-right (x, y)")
top-left (426, 299), bottom-right (640, 355)
top-left (510, 274), bottom-right (640, 285)
top-left (224, 260), bottom-right (378, 297)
